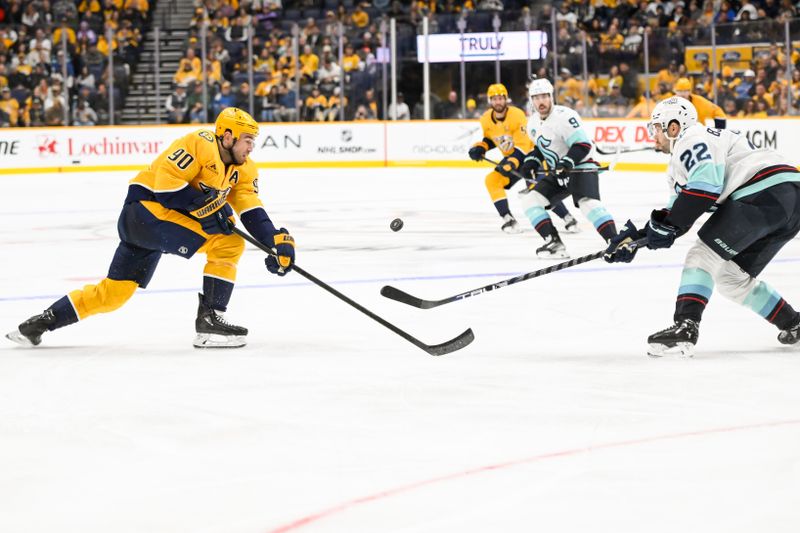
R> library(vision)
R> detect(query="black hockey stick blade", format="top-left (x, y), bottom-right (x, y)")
top-left (233, 227), bottom-right (474, 355)
top-left (381, 285), bottom-right (438, 309)
top-left (424, 328), bottom-right (475, 356)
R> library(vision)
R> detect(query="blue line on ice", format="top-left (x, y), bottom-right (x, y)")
top-left (2, 257), bottom-right (799, 302)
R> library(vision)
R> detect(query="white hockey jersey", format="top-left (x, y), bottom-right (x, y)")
top-left (526, 105), bottom-right (598, 169)
top-left (666, 124), bottom-right (799, 208)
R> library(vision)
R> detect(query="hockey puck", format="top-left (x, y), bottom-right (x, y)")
top-left (390, 218), bottom-right (404, 232)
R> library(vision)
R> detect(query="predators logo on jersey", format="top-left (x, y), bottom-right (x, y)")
top-left (476, 106), bottom-right (532, 157)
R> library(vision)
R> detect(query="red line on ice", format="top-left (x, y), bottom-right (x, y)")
top-left (266, 418), bottom-right (800, 532)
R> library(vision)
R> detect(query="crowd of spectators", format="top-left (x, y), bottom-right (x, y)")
top-left (164, 0), bottom-right (800, 125)
top-left (0, 0), bottom-right (153, 127)
top-left (541, 0), bottom-right (800, 119)
top-left (1, 1), bottom-right (798, 127)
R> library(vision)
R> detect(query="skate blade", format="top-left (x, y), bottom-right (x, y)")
top-left (562, 223), bottom-right (581, 234)
top-left (502, 225), bottom-right (523, 234)
top-left (536, 250), bottom-right (570, 259)
top-left (193, 333), bottom-right (247, 349)
top-left (5, 329), bottom-right (36, 347)
top-left (647, 342), bottom-right (695, 358)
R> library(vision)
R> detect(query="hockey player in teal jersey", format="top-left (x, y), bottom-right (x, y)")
top-left (605, 96), bottom-right (800, 356)
top-left (519, 78), bottom-right (618, 259)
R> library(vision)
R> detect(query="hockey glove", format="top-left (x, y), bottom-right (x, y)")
top-left (604, 220), bottom-right (646, 263)
top-left (646, 209), bottom-right (680, 249)
top-left (188, 190), bottom-right (234, 235)
top-left (520, 156), bottom-right (541, 179)
top-left (265, 228), bottom-right (295, 276)
top-left (468, 145), bottom-right (486, 162)
top-left (494, 158), bottom-right (517, 178)
top-left (552, 157), bottom-right (574, 187)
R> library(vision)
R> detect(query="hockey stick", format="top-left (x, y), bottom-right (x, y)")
top-left (594, 145), bottom-right (654, 156)
top-left (232, 227), bottom-right (474, 355)
top-left (482, 157), bottom-right (611, 176)
top-left (380, 238), bottom-right (648, 309)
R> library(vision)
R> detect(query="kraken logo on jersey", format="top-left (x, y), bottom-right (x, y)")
top-left (537, 137), bottom-right (559, 168)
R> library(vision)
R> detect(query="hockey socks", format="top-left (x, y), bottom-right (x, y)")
top-left (674, 267), bottom-right (713, 323)
top-left (742, 281), bottom-right (800, 331)
top-left (203, 275), bottom-right (235, 312)
top-left (552, 201), bottom-right (570, 220)
top-left (579, 200), bottom-right (617, 242)
top-left (524, 205), bottom-right (556, 238)
top-left (493, 198), bottom-right (512, 219)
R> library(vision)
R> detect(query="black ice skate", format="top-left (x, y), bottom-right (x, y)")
top-left (6, 309), bottom-right (56, 347)
top-left (501, 215), bottom-right (522, 234)
top-left (562, 213), bottom-right (581, 233)
top-left (536, 234), bottom-right (569, 259)
top-left (647, 318), bottom-right (699, 358)
top-left (778, 321), bottom-right (800, 346)
top-left (194, 294), bottom-right (248, 349)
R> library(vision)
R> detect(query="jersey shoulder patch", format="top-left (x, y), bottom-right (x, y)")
top-left (554, 105), bottom-right (580, 121)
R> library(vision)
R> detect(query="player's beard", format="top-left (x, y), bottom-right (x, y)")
top-left (537, 101), bottom-right (551, 117)
top-left (222, 138), bottom-right (244, 165)
top-left (231, 145), bottom-right (245, 165)
top-left (492, 103), bottom-right (506, 115)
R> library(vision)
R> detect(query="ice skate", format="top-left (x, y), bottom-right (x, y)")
top-left (500, 215), bottom-right (522, 234)
top-left (562, 213), bottom-right (581, 233)
top-left (6, 309), bottom-right (56, 347)
top-left (647, 318), bottom-right (699, 358)
top-left (194, 294), bottom-right (248, 348)
top-left (778, 321), bottom-right (800, 346)
top-left (536, 234), bottom-right (569, 259)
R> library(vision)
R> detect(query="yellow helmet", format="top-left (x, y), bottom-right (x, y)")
top-left (215, 107), bottom-right (259, 139)
top-left (487, 83), bottom-right (508, 102)
top-left (673, 78), bottom-right (693, 92)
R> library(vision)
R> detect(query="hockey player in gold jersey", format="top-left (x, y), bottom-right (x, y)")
top-left (673, 78), bottom-right (727, 128)
top-left (6, 108), bottom-right (295, 349)
top-left (468, 83), bottom-right (577, 234)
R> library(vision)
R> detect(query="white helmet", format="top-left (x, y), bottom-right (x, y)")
top-left (528, 78), bottom-right (554, 98)
top-left (647, 96), bottom-right (697, 140)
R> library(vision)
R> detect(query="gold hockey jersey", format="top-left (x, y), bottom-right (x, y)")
top-left (130, 129), bottom-right (262, 215)
top-left (475, 106), bottom-right (532, 156)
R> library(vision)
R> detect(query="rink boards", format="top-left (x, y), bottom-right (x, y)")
top-left (0, 117), bottom-right (796, 174)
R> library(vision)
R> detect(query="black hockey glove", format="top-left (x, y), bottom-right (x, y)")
top-left (468, 145), bottom-right (486, 162)
top-left (604, 220), bottom-right (646, 263)
top-left (265, 228), bottom-right (295, 276)
top-left (552, 157), bottom-right (574, 187)
top-left (520, 156), bottom-right (541, 179)
top-left (646, 209), bottom-right (680, 249)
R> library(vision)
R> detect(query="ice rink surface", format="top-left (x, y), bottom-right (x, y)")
top-left (1, 165), bottom-right (799, 533)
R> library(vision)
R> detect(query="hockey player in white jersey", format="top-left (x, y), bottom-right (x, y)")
top-left (604, 96), bottom-right (800, 356)
top-left (519, 78), bottom-right (618, 258)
